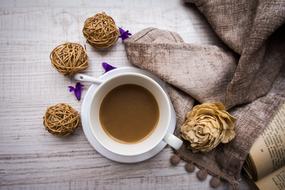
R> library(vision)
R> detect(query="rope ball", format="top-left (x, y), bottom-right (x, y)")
top-left (82, 12), bottom-right (119, 49)
top-left (50, 42), bottom-right (88, 75)
top-left (43, 103), bottom-right (80, 136)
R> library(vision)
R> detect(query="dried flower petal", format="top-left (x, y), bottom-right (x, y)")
top-left (102, 62), bottom-right (116, 73)
top-left (68, 82), bottom-right (84, 101)
top-left (119, 27), bottom-right (132, 40)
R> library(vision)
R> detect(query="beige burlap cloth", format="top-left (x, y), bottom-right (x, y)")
top-left (124, 0), bottom-right (285, 188)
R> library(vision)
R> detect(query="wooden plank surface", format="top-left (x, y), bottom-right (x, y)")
top-left (0, 0), bottom-right (250, 189)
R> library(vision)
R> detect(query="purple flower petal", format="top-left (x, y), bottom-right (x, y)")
top-left (75, 82), bottom-right (84, 90)
top-left (119, 27), bottom-right (132, 40)
top-left (68, 82), bottom-right (84, 101)
top-left (68, 86), bottom-right (75, 92)
top-left (74, 88), bottom-right (81, 101)
top-left (102, 62), bottom-right (116, 73)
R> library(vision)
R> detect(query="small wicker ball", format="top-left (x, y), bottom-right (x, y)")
top-left (50, 42), bottom-right (88, 75)
top-left (82, 12), bottom-right (119, 49)
top-left (43, 103), bottom-right (80, 136)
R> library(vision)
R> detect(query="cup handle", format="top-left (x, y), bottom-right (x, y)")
top-left (74, 73), bottom-right (103, 85)
top-left (163, 133), bottom-right (183, 150)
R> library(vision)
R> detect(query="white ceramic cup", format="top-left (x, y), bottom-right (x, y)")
top-left (75, 72), bottom-right (182, 157)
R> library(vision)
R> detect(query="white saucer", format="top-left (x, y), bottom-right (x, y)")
top-left (81, 67), bottom-right (176, 163)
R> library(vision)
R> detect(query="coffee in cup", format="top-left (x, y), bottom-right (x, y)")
top-left (99, 84), bottom-right (159, 144)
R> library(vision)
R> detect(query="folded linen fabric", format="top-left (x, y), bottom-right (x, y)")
top-left (124, 0), bottom-right (285, 188)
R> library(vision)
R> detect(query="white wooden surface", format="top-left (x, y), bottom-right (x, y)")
top-left (0, 0), bottom-right (251, 189)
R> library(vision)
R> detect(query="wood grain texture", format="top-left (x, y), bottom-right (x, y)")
top-left (0, 0), bottom-right (250, 189)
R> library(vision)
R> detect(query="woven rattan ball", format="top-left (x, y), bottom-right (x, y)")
top-left (82, 12), bottom-right (119, 49)
top-left (50, 42), bottom-right (88, 75)
top-left (43, 103), bottom-right (80, 136)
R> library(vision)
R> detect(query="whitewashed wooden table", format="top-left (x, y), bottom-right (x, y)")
top-left (0, 0), bottom-right (251, 189)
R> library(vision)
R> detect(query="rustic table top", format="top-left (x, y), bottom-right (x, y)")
top-left (0, 0), bottom-right (251, 189)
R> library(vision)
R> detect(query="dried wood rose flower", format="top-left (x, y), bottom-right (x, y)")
top-left (180, 102), bottom-right (236, 152)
